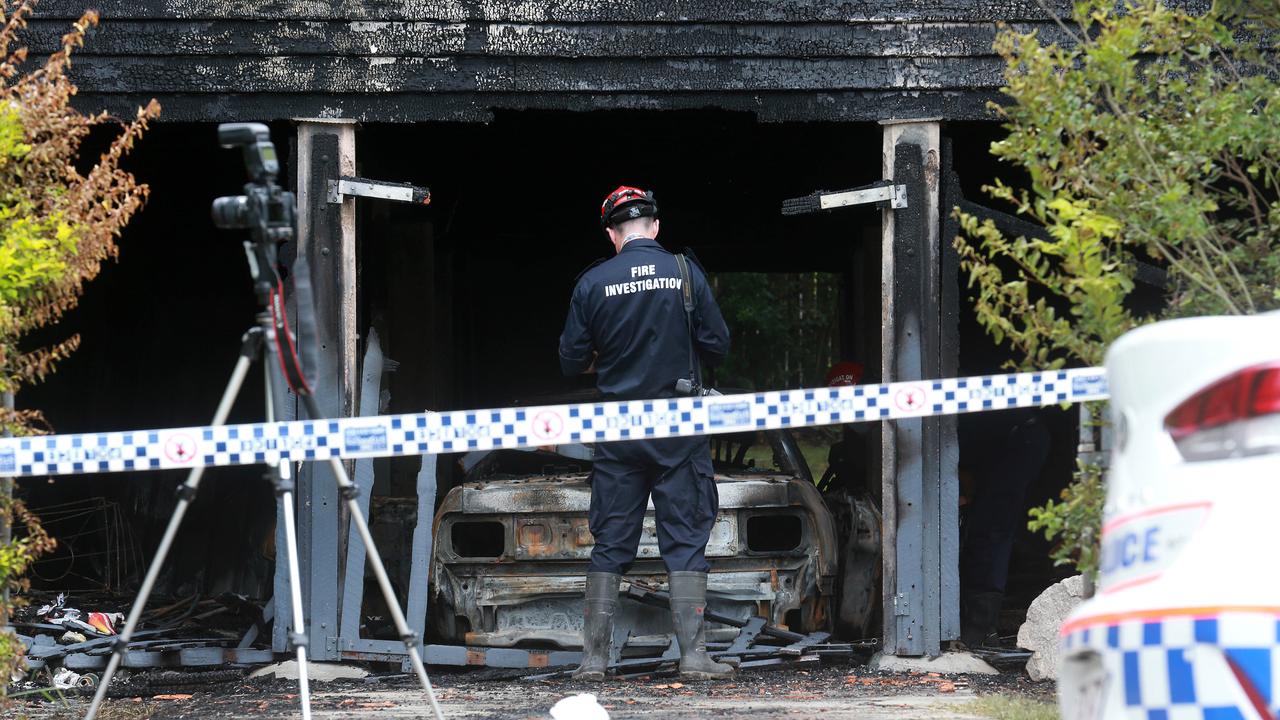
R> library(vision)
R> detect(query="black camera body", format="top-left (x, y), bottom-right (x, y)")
top-left (211, 123), bottom-right (298, 303)
top-left (211, 123), bottom-right (295, 247)
top-left (211, 122), bottom-right (316, 395)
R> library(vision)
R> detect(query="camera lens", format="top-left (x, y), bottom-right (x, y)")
top-left (211, 195), bottom-right (251, 229)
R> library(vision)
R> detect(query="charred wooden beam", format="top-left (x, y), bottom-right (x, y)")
top-left (880, 119), bottom-right (954, 657)
top-left (73, 89), bottom-right (1004, 123)
top-left (33, 0), bottom-right (1078, 23)
top-left (62, 55), bottom-right (1005, 94)
top-left (285, 120), bottom-right (359, 661)
top-left (21, 20), bottom-right (1070, 58)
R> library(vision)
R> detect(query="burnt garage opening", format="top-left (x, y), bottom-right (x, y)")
top-left (355, 111), bottom-right (887, 496)
top-left (357, 111), bottom-right (883, 410)
top-left (17, 111), bottom-right (1078, 652)
top-left (354, 110), bottom-right (1077, 641)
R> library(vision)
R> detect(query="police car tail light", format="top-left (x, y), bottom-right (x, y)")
top-left (1163, 362), bottom-right (1280, 461)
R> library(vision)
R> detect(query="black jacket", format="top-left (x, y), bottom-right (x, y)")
top-left (559, 237), bottom-right (730, 399)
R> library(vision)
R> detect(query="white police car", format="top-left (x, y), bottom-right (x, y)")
top-left (1059, 313), bottom-right (1280, 720)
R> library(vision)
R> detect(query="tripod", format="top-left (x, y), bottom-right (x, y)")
top-left (83, 304), bottom-right (444, 720)
top-left (85, 123), bottom-right (443, 720)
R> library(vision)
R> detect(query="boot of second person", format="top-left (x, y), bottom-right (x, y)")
top-left (960, 591), bottom-right (1004, 648)
top-left (668, 571), bottom-right (735, 680)
top-left (571, 572), bottom-right (620, 681)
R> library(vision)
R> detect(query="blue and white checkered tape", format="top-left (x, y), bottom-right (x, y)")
top-left (0, 366), bottom-right (1108, 478)
top-left (1064, 612), bottom-right (1280, 720)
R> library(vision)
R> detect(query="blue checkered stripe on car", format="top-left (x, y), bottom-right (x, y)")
top-left (1064, 614), bottom-right (1280, 720)
top-left (0, 366), bottom-right (1108, 478)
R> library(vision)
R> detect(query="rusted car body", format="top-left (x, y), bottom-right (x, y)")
top-left (429, 431), bottom-right (872, 649)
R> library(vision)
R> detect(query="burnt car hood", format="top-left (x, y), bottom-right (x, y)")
top-left (438, 472), bottom-right (799, 515)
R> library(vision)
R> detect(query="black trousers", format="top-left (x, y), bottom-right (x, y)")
top-left (961, 417), bottom-right (1051, 595)
top-left (587, 436), bottom-right (719, 575)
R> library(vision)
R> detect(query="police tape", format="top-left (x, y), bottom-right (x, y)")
top-left (0, 367), bottom-right (1109, 478)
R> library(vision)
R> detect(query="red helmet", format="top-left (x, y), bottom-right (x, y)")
top-left (600, 185), bottom-right (658, 228)
top-left (825, 361), bottom-right (866, 387)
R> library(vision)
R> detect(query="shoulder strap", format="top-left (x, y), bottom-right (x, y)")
top-left (674, 254), bottom-right (695, 313)
top-left (573, 258), bottom-right (606, 286)
top-left (674, 254), bottom-right (699, 387)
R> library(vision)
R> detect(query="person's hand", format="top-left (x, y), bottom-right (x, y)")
top-left (583, 352), bottom-right (598, 374)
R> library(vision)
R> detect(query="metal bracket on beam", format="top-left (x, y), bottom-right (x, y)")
top-left (893, 592), bottom-right (911, 616)
top-left (327, 176), bottom-right (431, 206)
top-left (781, 180), bottom-right (907, 216)
top-left (820, 184), bottom-right (908, 210)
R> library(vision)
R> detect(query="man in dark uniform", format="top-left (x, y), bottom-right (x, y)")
top-left (958, 409), bottom-right (1050, 647)
top-left (559, 186), bottom-right (733, 681)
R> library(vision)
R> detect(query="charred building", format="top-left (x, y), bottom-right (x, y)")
top-left (16, 0), bottom-right (1089, 666)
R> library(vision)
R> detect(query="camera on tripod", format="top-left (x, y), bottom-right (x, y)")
top-left (210, 123), bottom-right (295, 245)
top-left (210, 122), bottom-right (315, 395)
top-left (90, 125), bottom-right (443, 720)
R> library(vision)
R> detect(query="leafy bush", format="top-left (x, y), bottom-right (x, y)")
top-left (956, 0), bottom-right (1279, 575)
top-left (0, 493), bottom-right (54, 682)
top-left (0, 0), bottom-right (158, 693)
top-left (1027, 460), bottom-right (1106, 576)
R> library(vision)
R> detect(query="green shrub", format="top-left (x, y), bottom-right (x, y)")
top-left (956, 0), bottom-right (1280, 575)
top-left (1, 493), bottom-right (54, 676)
top-left (0, 0), bottom-right (158, 693)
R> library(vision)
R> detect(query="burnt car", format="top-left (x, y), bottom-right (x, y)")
top-left (429, 428), bottom-right (879, 650)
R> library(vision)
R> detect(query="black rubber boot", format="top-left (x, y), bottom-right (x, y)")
top-left (960, 591), bottom-right (1004, 648)
top-left (572, 572), bottom-right (619, 681)
top-left (668, 571), bottom-right (735, 680)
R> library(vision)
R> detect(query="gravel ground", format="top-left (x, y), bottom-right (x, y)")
top-left (10, 658), bottom-right (1056, 720)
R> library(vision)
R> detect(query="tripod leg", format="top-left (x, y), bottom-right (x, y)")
top-left (271, 462), bottom-right (313, 720)
top-left (265, 366), bottom-right (313, 720)
top-left (299, 395), bottom-right (444, 720)
top-left (85, 340), bottom-right (259, 720)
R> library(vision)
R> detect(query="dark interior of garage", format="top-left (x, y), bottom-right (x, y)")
top-left (16, 111), bottom-right (1078, 642)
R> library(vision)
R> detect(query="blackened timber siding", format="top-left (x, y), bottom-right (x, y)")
top-left (28, 1), bottom-right (1078, 21)
top-left (26, 0), bottom-right (1080, 122)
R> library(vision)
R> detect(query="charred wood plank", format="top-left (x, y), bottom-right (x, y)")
top-left (475, 21), bottom-right (1067, 58)
top-left (938, 139), bottom-right (962, 642)
top-left (23, 20), bottom-right (467, 56)
top-left (622, 584), bottom-right (807, 643)
top-left (74, 89), bottom-right (1003, 123)
top-left (22, 20), bottom-right (1067, 58)
top-left (956, 198), bottom-right (1052, 244)
top-left (32, 0), bottom-right (1079, 23)
top-left (24, 629), bottom-right (169, 659)
top-left (723, 616), bottom-right (766, 653)
top-left (736, 654), bottom-right (821, 670)
top-left (64, 55), bottom-right (1004, 93)
top-left (338, 329), bottom-right (384, 644)
top-left (776, 631), bottom-right (829, 656)
top-left (958, 198), bottom-right (1169, 288)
